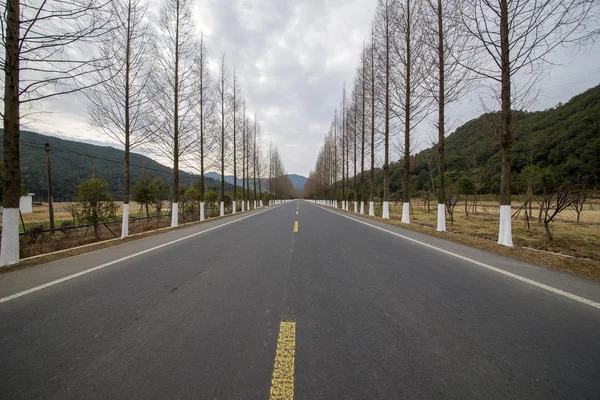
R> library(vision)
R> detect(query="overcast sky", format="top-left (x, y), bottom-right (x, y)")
top-left (24, 0), bottom-right (600, 178)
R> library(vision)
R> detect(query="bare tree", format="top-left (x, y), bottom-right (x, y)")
top-left (360, 44), bottom-right (367, 213)
top-left (231, 69), bottom-right (242, 213)
top-left (241, 99), bottom-right (247, 210)
top-left (369, 29), bottom-right (376, 216)
top-left (215, 53), bottom-right (231, 216)
top-left (88, 0), bottom-right (154, 238)
top-left (193, 33), bottom-right (213, 221)
top-left (374, 0), bottom-right (392, 219)
top-left (571, 191), bottom-right (587, 224)
top-left (461, 0), bottom-right (599, 246)
top-left (1, 0), bottom-right (112, 265)
top-left (390, 0), bottom-right (432, 224)
top-left (150, 0), bottom-right (198, 228)
top-left (252, 114), bottom-right (258, 206)
top-left (423, 0), bottom-right (473, 232)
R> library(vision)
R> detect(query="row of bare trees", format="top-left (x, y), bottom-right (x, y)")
top-left (304, 0), bottom-right (598, 247)
top-left (1, 0), bottom-right (291, 266)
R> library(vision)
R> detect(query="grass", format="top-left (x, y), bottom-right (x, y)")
top-left (363, 198), bottom-right (600, 281)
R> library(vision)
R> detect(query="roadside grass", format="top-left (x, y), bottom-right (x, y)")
top-left (364, 199), bottom-right (600, 281)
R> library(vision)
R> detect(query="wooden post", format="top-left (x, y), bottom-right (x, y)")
top-left (45, 143), bottom-right (55, 233)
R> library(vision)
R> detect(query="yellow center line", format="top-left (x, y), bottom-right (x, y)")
top-left (293, 221), bottom-right (298, 232)
top-left (270, 321), bottom-right (296, 400)
top-left (296, 211), bottom-right (298, 215)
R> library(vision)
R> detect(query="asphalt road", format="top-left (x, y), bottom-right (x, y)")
top-left (1, 200), bottom-right (599, 399)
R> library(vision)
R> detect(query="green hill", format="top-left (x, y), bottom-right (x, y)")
top-left (397, 84), bottom-right (600, 195)
top-left (0, 130), bottom-right (231, 201)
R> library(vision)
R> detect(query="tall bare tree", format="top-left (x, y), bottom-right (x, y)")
top-left (390, 0), bottom-right (432, 224)
top-left (369, 30), bottom-right (376, 216)
top-left (1, 0), bottom-right (112, 265)
top-left (423, 0), bottom-right (472, 232)
top-left (461, 0), bottom-right (599, 246)
top-left (374, 0), bottom-right (392, 219)
top-left (193, 33), bottom-right (213, 221)
top-left (88, 0), bottom-right (154, 238)
top-left (231, 69), bottom-right (242, 213)
top-left (215, 53), bottom-right (231, 216)
top-left (252, 115), bottom-right (260, 207)
top-left (151, 0), bottom-right (198, 228)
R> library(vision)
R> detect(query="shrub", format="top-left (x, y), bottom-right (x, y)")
top-left (75, 177), bottom-right (115, 239)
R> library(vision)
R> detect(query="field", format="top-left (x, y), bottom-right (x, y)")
top-left (365, 196), bottom-right (600, 280)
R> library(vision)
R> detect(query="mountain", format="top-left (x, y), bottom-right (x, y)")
top-left (205, 172), bottom-right (307, 194)
top-left (409, 84), bottom-right (600, 192)
top-left (397, 84), bottom-right (600, 194)
top-left (0, 130), bottom-right (232, 201)
top-left (287, 174), bottom-right (308, 192)
top-left (305, 84), bottom-right (600, 198)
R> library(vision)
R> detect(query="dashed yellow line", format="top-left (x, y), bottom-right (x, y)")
top-left (296, 210), bottom-right (298, 215)
top-left (270, 321), bottom-right (296, 400)
top-left (293, 221), bottom-right (298, 232)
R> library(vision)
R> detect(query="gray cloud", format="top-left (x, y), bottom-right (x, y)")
top-left (28, 0), bottom-right (600, 177)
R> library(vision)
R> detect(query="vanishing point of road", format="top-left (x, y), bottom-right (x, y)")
top-left (1, 200), bottom-right (599, 399)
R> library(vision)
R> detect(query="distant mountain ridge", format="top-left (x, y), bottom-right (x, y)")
top-left (205, 172), bottom-right (307, 193)
top-left (0, 130), bottom-right (232, 201)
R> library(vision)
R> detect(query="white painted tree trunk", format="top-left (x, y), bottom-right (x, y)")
top-left (437, 203), bottom-right (446, 232)
top-left (401, 202), bottom-right (410, 224)
top-left (254, 200), bottom-right (257, 209)
top-left (220, 201), bottom-right (225, 217)
top-left (200, 202), bottom-right (205, 221)
top-left (260, 200), bottom-right (263, 208)
top-left (0, 208), bottom-right (20, 266)
top-left (498, 205), bottom-right (513, 247)
top-left (382, 201), bottom-right (389, 219)
top-left (360, 202), bottom-right (364, 214)
top-left (354, 202), bottom-right (357, 213)
top-left (247, 201), bottom-right (250, 210)
top-left (232, 200), bottom-right (236, 214)
top-left (171, 203), bottom-right (179, 228)
top-left (369, 201), bottom-right (374, 216)
top-left (121, 204), bottom-right (129, 238)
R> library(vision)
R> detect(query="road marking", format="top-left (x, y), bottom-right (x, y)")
top-left (296, 211), bottom-right (298, 215)
top-left (270, 321), bottom-right (296, 400)
top-left (293, 221), bottom-right (298, 232)
top-left (0, 206), bottom-right (282, 305)
top-left (311, 203), bottom-right (600, 311)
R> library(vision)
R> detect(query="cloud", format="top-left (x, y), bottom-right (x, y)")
top-left (24, 0), bottom-right (600, 177)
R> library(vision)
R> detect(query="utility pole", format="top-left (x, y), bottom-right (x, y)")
top-left (45, 143), bottom-right (55, 233)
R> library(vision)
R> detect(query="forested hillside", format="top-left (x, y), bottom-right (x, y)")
top-left (0, 130), bottom-right (230, 201)
top-left (404, 84), bottom-right (600, 195)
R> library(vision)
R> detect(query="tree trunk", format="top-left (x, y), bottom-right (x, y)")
top-left (0, 0), bottom-right (22, 266)
top-left (544, 221), bottom-right (553, 240)
top-left (497, 0), bottom-right (513, 246)
top-left (383, 5), bottom-right (390, 204)
top-left (436, 0), bottom-right (445, 207)
top-left (370, 29), bottom-right (375, 203)
top-left (402, 0), bottom-right (411, 205)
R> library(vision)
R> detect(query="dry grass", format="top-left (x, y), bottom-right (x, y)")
top-left (0, 201), bottom-right (151, 229)
top-left (362, 199), bottom-right (600, 281)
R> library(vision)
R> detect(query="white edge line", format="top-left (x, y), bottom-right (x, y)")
top-left (308, 201), bottom-right (600, 310)
top-left (0, 205), bottom-right (283, 304)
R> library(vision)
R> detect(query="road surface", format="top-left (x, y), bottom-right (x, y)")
top-left (1, 200), bottom-right (599, 399)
